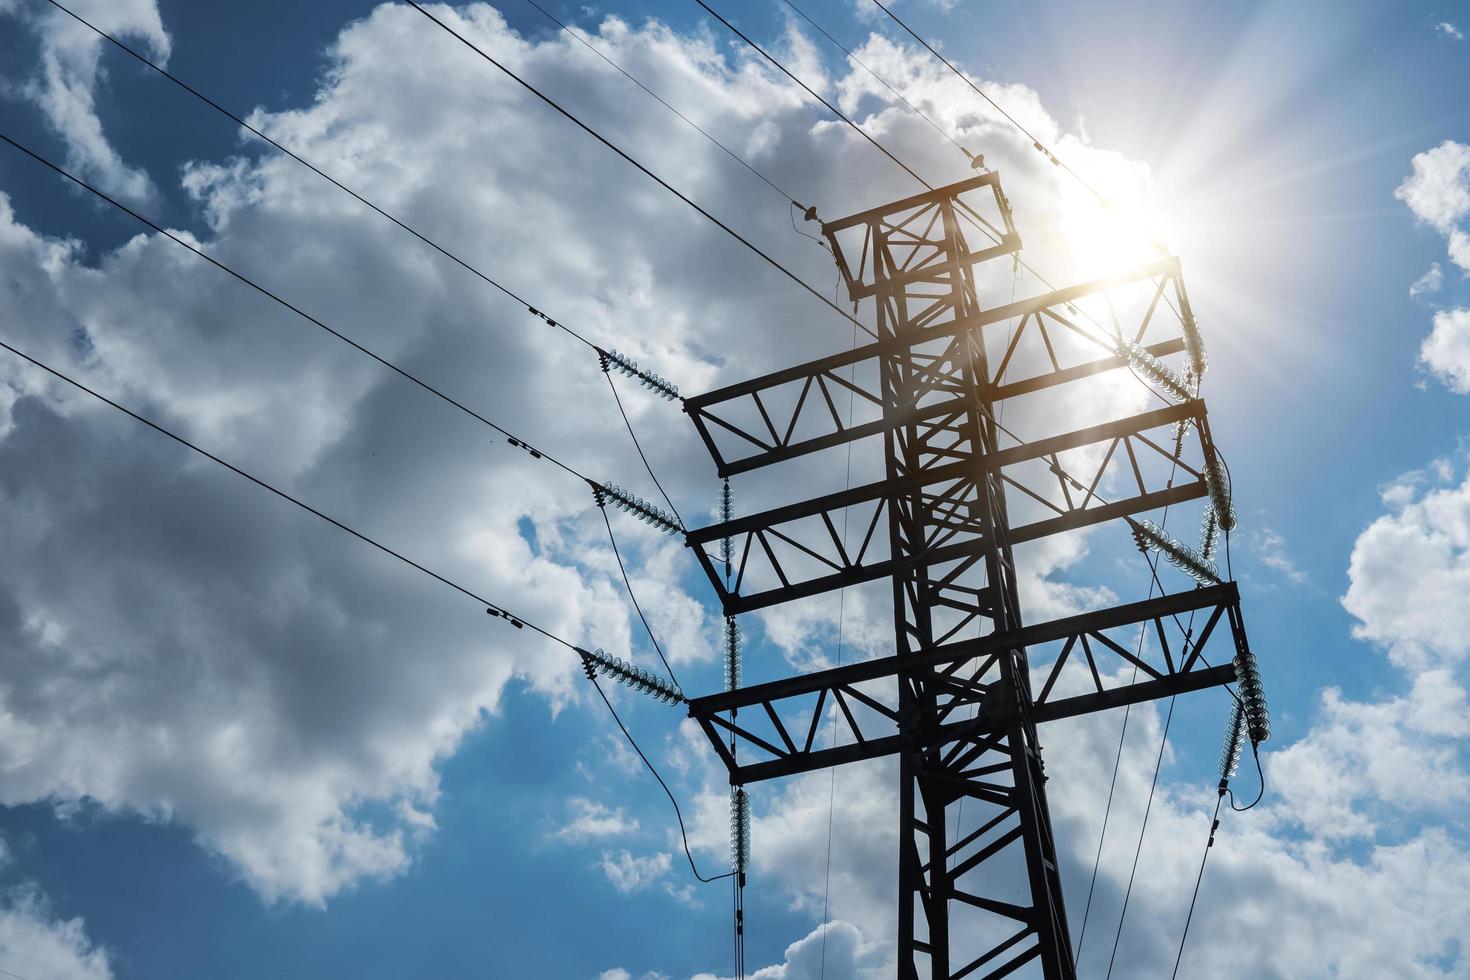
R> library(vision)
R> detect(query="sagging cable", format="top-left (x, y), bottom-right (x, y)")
top-left (593, 481), bottom-right (684, 535)
top-left (1233, 649), bottom-right (1271, 744)
top-left (1129, 518), bottom-right (1221, 586)
top-left (730, 786), bottom-right (751, 875)
top-left (1119, 341), bottom-right (1196, 403)
top-left (579, 647), bottom-right (685, 705)
top-left (598, 347), bottom-right (680, 401)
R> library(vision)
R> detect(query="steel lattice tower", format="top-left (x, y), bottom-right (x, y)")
top-left (681, 172), bottom-right (1254, 979)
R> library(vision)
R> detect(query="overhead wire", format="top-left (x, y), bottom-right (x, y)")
top-left (868, 0), bottom-right (1109, 206)
top-left (598, 504), bottom-right (683, 689)
top-left (1170, 787), bottom-right (1225, 979)
top-left (604, 372), bottom-right (684, 527)
top-left (520, 0), bottom-right (812, 216)
top-left (856, 0), bottom-right (1206, 411)
top-left (1104, 693), bottom-right (1177, 979)
top-left (10, 324), bottom-right (723, 899)
top-left (775, 0), bottom-right (982, 166)
top-left (697, 0), bottom-right (1172, 400)
top-left (48, 0), bottom-right (707, 532)
top-left (695, 0), bottom-right (934, 189)
top-left (585, 670), bottom-right (736, 884)
top-left (38, 0), bottom-right (599, 353)
top-left (0, 128), bottom-right (596, 487)
top-left (43, 0), bottom-right (704, 549)
top-left (0, 335), bottom-right (570, 646)
top-left (405, 0), bottom-right (877, 341)
top-left (817, 312), bottom-right (862, 979)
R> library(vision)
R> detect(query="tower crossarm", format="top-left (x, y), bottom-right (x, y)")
top-left (684, 256), bottom-right (1187, 477)
top-left (686, 400), bottom-right (1214, 615)
top-left (687, 583), bottom-right (1243, 784)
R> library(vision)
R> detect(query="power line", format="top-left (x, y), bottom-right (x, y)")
top-left (42, 0), bottom-right (702, 541)
top-left (38, 0), bottom-right (600, 354)
top-left (0, 333), bottom-right (572, 648)
top-left (597, 503), bottom-right (682, 689)
top-left (5, 323), bottom-right (727, 897)
top-left (5, 324), bottom-right (726, 891)
top-left (521, 0), bottom-right (814, 216)
top-left (405, 0), bottom-right (877, 341)
top-left (0, 128), bottom-right (595, 487)
top-left (1105, 694), bottom-right (1177, 979)
top-left (696, 1), bottom-right (933, 190)
top-left (868, 0), bottom-right (1110, 206)
top-left (1171, 788), bottom-right (1226, 978)
top-left (585, 670), bottom-right (735, 884)
top-left (604, 372), bottom-right (684, 526)
top-left (775, 0), bottom-right (982, 167)
top-left (694, 0), bottom-right (1156, 388)
top-left (818, 315), bottom-right (861, 980)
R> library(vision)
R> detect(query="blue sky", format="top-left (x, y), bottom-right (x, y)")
top-left (0, 1), bottom-right (1467, 977)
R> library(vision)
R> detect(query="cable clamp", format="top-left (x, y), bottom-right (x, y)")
top-left (486, 607), bottom-right (525, 629)
top-left (505, 435), bottom-right (543, 459)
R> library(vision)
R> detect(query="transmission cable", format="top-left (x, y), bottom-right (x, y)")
top-left (604, 373), bottom-right (684, 526)
top-left (817, 314), bottom-right (862, 979)
top-left (1, 330), bottom-right (725, 891)
top-left (1170, 786), bottom-right (1225, 979)
top-left (585, 670), bottom-right (735, 883)
top-left (693, 0), bottom-right (1162, 392)
top-left (0, 128), bottom-right (597, 487)
top-left (1103, 693), bottom-right (1176, 979)
top-left (0, 334), bottom-right (572, 646)
top-left (521, 0), bottom-right (814, 218)
top-left (775, 0), bottom-right (982, 167)
top-left (597, 504), bottom-right (683, 689)
top-left (39, 0), bottom-right (601, 353)
top-left (405, 0), bottom-right (877, 341)
top-left (868, 0), bottom-right (1109, 206)
top-left (696, 0), bottom-right (934, 190)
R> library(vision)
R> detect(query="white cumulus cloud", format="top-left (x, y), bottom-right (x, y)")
top-left (0, 885), bottom-right (113, 980)
top-left (1419, 308), bottom-right (1470, 393)
top-left (7, 0), bottom-right (170, 203)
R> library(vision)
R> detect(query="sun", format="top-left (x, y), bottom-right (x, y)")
top-left (1058, 177), bottom-right (1177, 275)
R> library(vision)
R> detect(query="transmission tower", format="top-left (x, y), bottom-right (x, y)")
top-left (680, 171), bottom-right (1264, 978)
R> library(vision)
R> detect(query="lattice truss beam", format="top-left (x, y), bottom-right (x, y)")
top-left (688, 583), bottom-right (1244, 784)
top-left (684, 254), bottom-right (1193, 478)
top-left (687, 400), bottom-right (1221, 616)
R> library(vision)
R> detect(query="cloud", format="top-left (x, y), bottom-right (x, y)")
top-left (1253, 527), bottom-right (1307, 583)
top-left (1409, 262), bottom-right (1442, 298)
top-left (1344, 461), bottom-right (1470, 667)
top-left (557, 798), bottom-right (640, 841)
top-left (0, 884), bottom-right (113, 980)
top-left (1419, 308), bottom-right (1470, 393)
top-left (599, 970), bottom-right (668, 980)
top-left (1396, 140), bottom-right (1470, 272)
top-left (1270, 676), bottom-right (1470, 838)
top-left (8, 0), bottom-right (170, 203)
top-left (1436, 22), bottom-right (1464, 40)
top-left (598, 849), bottom-right (672, 894)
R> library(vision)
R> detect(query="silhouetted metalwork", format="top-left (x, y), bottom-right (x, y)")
top-left (682, 172), bottom-right (1257, 979)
